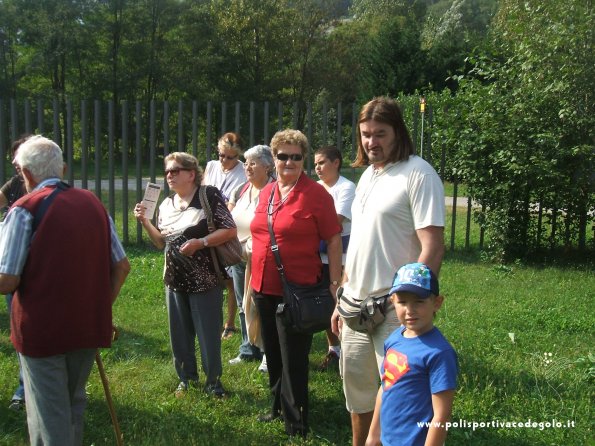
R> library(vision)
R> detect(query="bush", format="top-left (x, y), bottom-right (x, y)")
top-left (425, 0), bottom-right (594, 261)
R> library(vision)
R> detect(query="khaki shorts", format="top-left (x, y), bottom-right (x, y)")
top-left (339, 309), bottom-right (400, 413)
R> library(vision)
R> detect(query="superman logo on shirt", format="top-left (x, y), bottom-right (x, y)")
top-left (382, 349), bottom-right (409, 390)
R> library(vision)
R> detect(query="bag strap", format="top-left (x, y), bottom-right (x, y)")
top-left (199, 185), bottom-right (216, 233)
top-left (198, 186), bottom-right (225, 283)
top-left (266, 185), bottom-right (291, 304)
top-left (238, 181), bottom-right (251, 201)
top-left (32, 181), bottom-right (70, 233)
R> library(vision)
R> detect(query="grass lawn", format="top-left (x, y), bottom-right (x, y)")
top-left (0, 246), bottom-right (592, 445)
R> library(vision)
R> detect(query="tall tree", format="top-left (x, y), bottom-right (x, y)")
top-left (0, 0), bottom-right (21, 98)
top-left (422, 0), bottom-right (498, 90)
top-left (208, 0), bottom-right (292, 101)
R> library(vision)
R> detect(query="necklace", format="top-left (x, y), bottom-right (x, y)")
top-left (176, 186), bottom-right (197, 211)
top-left (267, 175), bottom-right (300, 215)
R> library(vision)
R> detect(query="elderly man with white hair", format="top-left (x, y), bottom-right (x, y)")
top-left (0, 135), bottom-right (130, 446)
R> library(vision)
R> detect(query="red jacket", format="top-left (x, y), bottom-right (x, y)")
top-left (250, 174), bottom-right (340, 296)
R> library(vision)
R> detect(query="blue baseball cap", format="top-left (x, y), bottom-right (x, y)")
top-left (389, 262), bottom-right (439, 298)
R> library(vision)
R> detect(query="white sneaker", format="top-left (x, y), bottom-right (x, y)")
top-left (258, 354), bottom-right (268, 373)
top-left (229, 355), bottom-right (243, 365)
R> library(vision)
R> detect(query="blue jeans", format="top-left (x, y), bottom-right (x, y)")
top-left (230, 262), bottom-right (262, 360)
top-left (166, 285), bottom-right (223, 386)
top-left (6, 293), bottom-right (25, 401)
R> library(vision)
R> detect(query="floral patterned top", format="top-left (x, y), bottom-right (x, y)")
top-left (158, 185), bottom-right (236, 293)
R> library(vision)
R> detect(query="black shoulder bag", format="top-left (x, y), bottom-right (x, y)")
top-left (266, 186), bottom-right (335, 334)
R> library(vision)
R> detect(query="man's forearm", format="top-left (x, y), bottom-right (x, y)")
top-left (110, 258), bottom-right (130, 304)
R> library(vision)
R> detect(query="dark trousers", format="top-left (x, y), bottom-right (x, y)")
top-left (253, 292), bottom-right (313, 436)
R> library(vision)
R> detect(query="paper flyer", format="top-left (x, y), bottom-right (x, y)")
top-left (142, 182), bottom-right (162, 220)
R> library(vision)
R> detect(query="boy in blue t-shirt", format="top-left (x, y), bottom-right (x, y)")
top-left (366, 263), bottom-right (458, 446)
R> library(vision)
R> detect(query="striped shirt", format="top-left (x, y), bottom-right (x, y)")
top-left (0, 178), bottom-right (126, 276)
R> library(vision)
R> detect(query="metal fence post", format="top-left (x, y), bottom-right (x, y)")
top-left (135, 101), bottom-right (143, 244)
top-left (108, 100), bottom-right (115, 220)
top-left (121, 100), bottom-right (129, 244)
top-left (94, 100), bottom-right (102, 200)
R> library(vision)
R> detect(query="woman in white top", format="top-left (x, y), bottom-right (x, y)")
top-left (203, 132), bottom-right (247, 339)
top-left (314, 145), bottom-right (356, 370)
top-left (134, 152), bottom-right (237, 398)
top-left (204, 132), bottom-right (247, 203)
top-left (227, 145), bottom-right (275, 366)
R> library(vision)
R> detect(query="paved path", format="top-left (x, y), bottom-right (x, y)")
top-left (73, 178), bottom-right (475, 208)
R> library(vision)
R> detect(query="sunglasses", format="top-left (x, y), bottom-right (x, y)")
top-left (276, 153), bottom-right (304, 162)
top-left (218, 153), bottom-right (238, 160)
top-left (165, 167), bottom-right (191, 176)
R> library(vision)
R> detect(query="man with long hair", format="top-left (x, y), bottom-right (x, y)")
top-left (331, 97), bottom-right (446, 446)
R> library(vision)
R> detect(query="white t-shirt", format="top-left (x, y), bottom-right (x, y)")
top-left (230, 180), bottom-right (272, 244)
top-left (318, 175), bottom-right (356, 265)
top-left (342, 155), bottom-right (445, 303)
top-left (204, 160), bottom-right (246, 203)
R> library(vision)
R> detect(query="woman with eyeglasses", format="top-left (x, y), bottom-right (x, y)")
top-left (226, 145), bottom-right (276, 372)
top-left (249, 130), bottom-right (343, 437)
top-left (203, 132), bottom-right (247, 204)
top-left (203, 132), bottom-right (247, 340)
top-left (134, 152), bottom-right (237, 399)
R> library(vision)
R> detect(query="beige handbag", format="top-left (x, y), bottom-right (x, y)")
top-left (243, 239), bottom-right (263, 349)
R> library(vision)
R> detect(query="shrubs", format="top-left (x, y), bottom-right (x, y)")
top-left (423, 0), bottom-right (594, 262)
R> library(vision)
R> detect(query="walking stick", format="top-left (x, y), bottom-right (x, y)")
top-left (96, 327), bottom-right (124, 446)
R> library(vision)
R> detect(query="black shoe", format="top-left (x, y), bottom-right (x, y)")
top-left (204, 381), bottom-right (226, 398)
top-left (8, 399), bottom-right (25, 411)
top-left (287, 426), bottom-right (308, 438)
top-left (258, 411), bottom-right (282, 422)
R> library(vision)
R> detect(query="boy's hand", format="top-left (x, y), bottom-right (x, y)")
top-left (365, 433), bottom-right (381, 446)
top-left (366, 386), bottom-right (383, 446)
top-left (425, 389), bottom-right (455, 446)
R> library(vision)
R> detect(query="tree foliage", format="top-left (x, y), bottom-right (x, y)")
top-left (0, 0), bottom-right (498, 104)
top-left (431, 0), bottom-right (594, 260)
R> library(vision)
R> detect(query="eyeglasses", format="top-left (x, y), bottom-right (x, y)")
top-left (219, 153), bottom-right (238, 160)
top-left (276, 153), bottom-right (304, 162)
top-left (244, 161), bottom-right (262, 168)
top-left (165, 167), bottom-right (191, 176)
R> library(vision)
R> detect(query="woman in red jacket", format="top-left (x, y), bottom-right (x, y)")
top-left (250, 129), bottom-right (342, 437)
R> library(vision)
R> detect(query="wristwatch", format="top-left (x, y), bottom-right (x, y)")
top-left (201, 237), bottom-right (209, 247)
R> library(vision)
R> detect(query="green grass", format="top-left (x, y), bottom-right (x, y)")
top-left (0, 248), bottom-right (592, 445)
